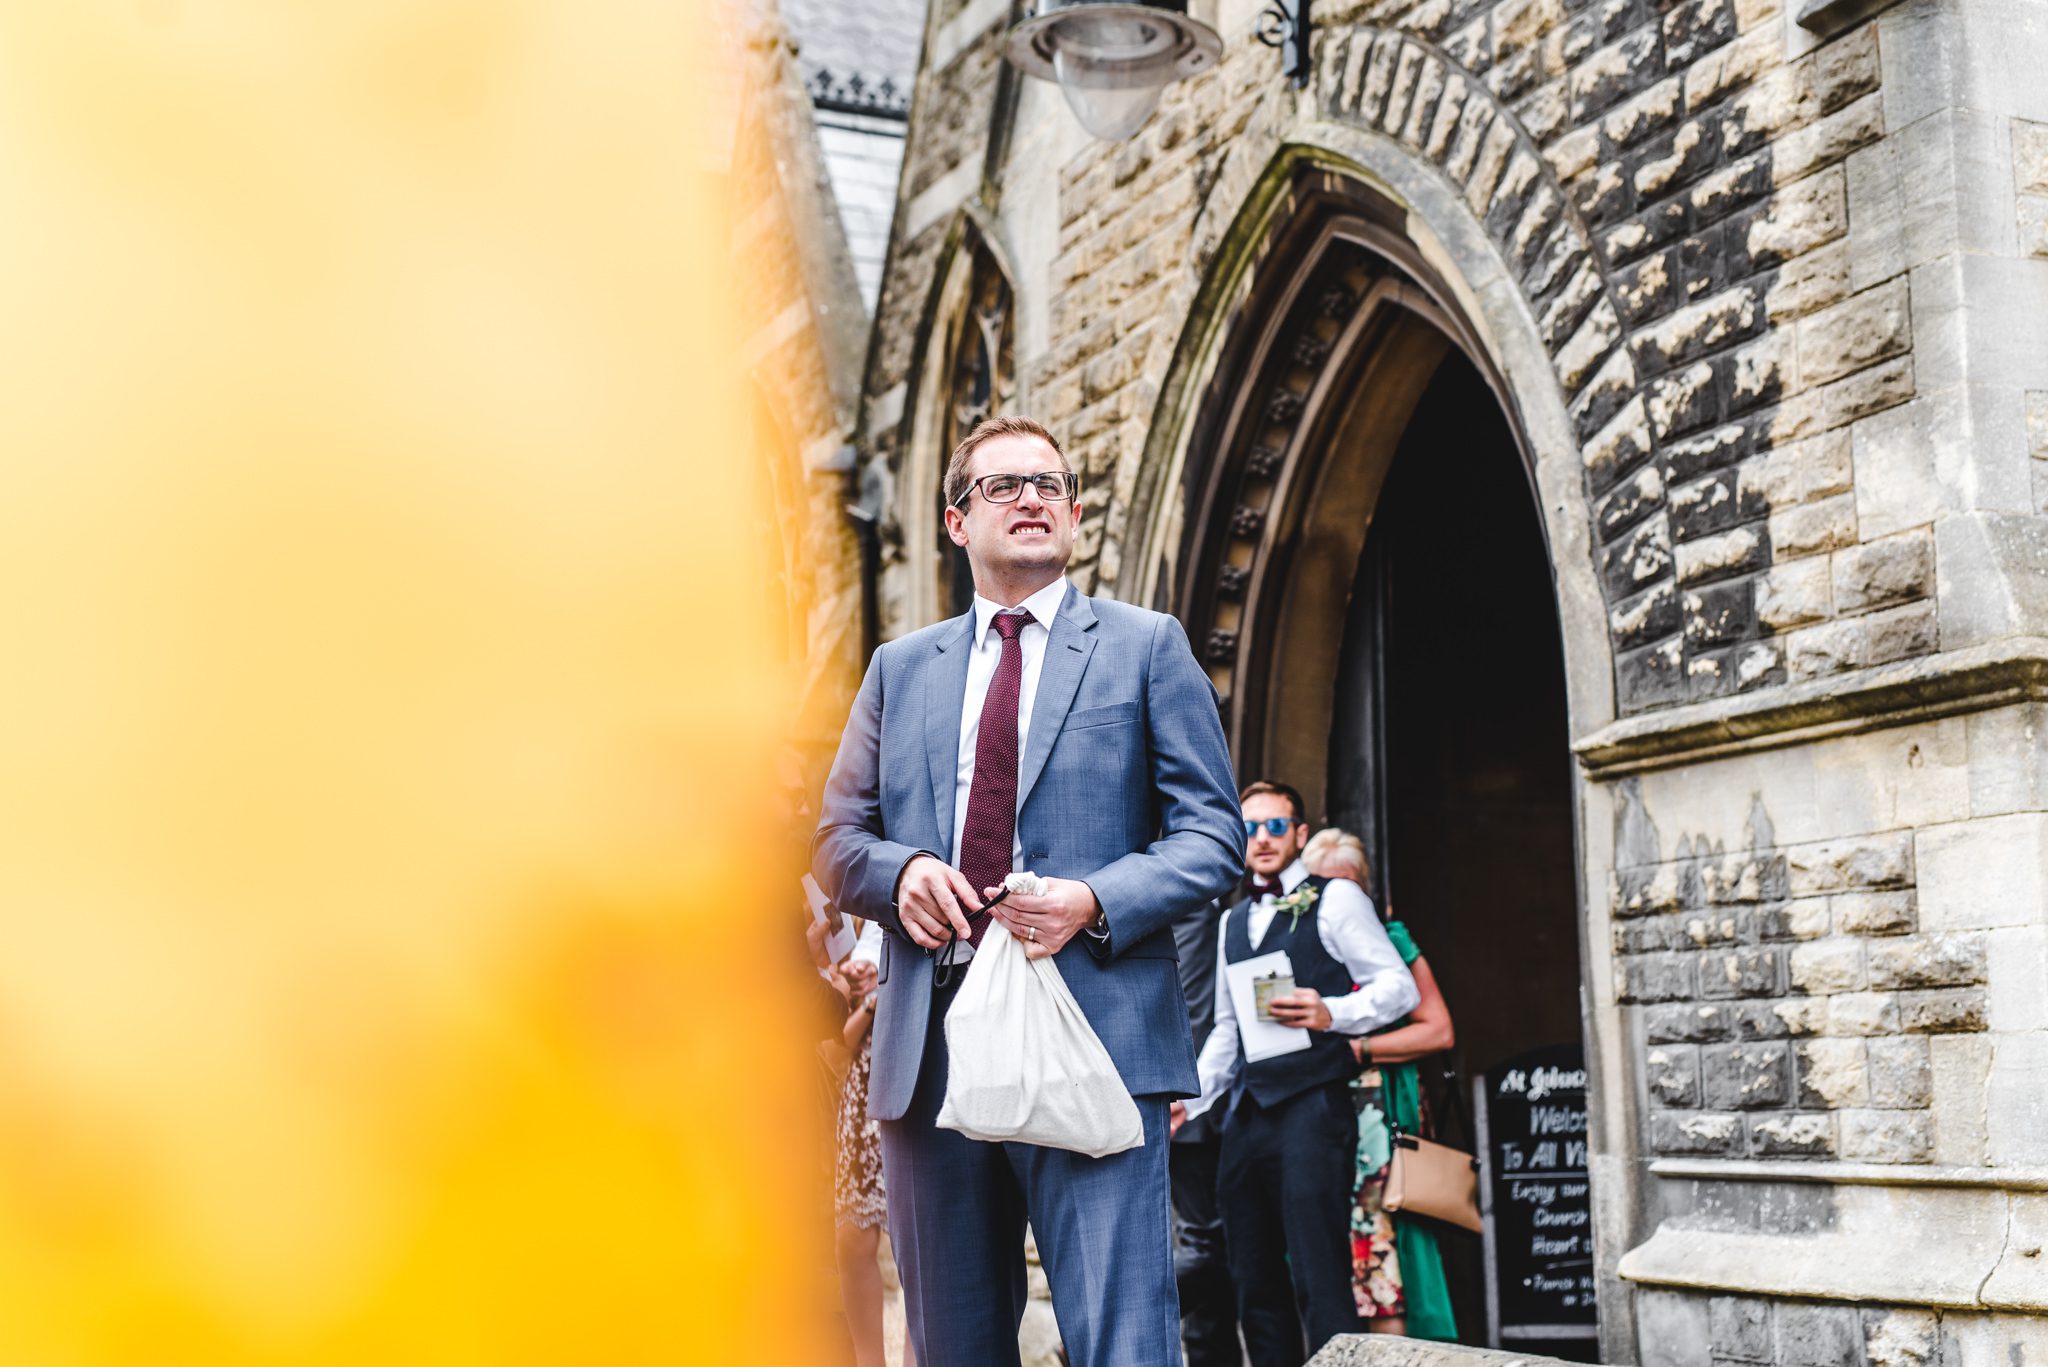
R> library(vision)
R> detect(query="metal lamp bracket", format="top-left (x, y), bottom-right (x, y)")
top-left (1254, 0), bottom-right (1313, 87)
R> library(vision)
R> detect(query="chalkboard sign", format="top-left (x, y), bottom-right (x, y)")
top-left (1476, 1043), bottom-right (1596, 1346)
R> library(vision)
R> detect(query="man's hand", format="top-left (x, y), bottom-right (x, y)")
top-left (1169, 1101), bottom-right (1187, 1138)
top-left (991, 877), bottom-right (1099, 960)
top-left (1268, 987), bottom-right (1333, 1031)
top-left (894, 854), bottom-right (980, 949)
top-left (842, 958), bottom-right (878, 999)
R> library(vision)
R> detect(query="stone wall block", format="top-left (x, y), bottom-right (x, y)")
top-left (1647, 1043), bottom-right (1703, 1106)
top-left (1679, 528), bottom-right (1777, 586)
top-left (1422, 71), bottom-right (1470, 159)
top-left (1830, 527), bottom-right (1933, 616)
top-left (1702, 1040), bottom-right (1791, 1108)
top-left (1442, 94), bottom-right (1495, 183)
top-left (1786, 832), bottom-right (1912, 895)
top-left (1597, 463), bottom-right (1667, 541)
top-left (1838, 1107), bottom-right (1934, 1162)
top-left (1769, 491), bottom-right (1856, 559)
top-left (1917, 813), bottom-right (2048, 931)
top-left (1602, 512), bottom-right (1675, 598)
top-left (1859, 600), bottom-right (1936, 668)
top-left (1651, 1109), bottom-right (1743, 1156)
top-left (1866, 1036), bottom-right (1932, 1109)
top-left (1569, 320), bottom-right (1639, 440)
top-left (1797, 277), bottom-right (1911, 389)
top-left (1400, 54), bottom-right (1448, 148)
top-left (1666, 421), bottom-right (1752, 485)
top-left (1647, 1002), bottom-right (1732, 1042)
top-left (2016, 118), bottom-right (2048, 196)
top-left (1380, 42), bottom-right (1425, 135)
top-left (1616, 248), bottom-right (1681, 326)
top-left (1709, 1293), bottom-right (1772, 1361)
top-left (1771, 89), bottom-right (1885, 189)
top-left (1747, 1111), bottom-right (1836, 1156)
top-left (1788, 938), bottom-right (1865, 995)
top-left (1616, 912), bottom-right (1681, 954)
top-left (1670, 468), bottom-right (1745, 540)
top-left (1569, 26), bottom-right (1663, 124)
top-left (1795, 1036), bottom-right (1868, 1108)
top-left (1700, 945), bottom-right (1782, 999)
top-left (1774, 1300), bottom-right (1866, 1365)
top-left (1683, 579), bottom-right (1757, 647)
top-left (1832, 891), bottom-right (1915, 936)
top-left (1755, 556), bottom-right (1833, 629)
top-left (1740, 165), bottom-right (1847, 269)
top-left (1663, 0), bottom-right (1735, 69)
top-left (1648, 360), bottom-right (1720, 440)
top-left (1634, 114), bottom-right (1725, 201)
top-left (1865, 933), bottom-right (1986, 991)
top-left (1356, 32), bottom-right (1404, 127)
top-left (1862, 1309), bottom-right (1938, 1367)
top-left (1612, 580), bottom-right (1683, 649)
top-left (1539, 257), bottom-right (1605, 351)
top-left (1827, 991), bottom-right (1900, 1036)
top-left (1555, 297), bottom-right (1621, 395)
top-left (1638, 1287), bottom-right (1714, 1367)
top-left (1724, 331), bottom-right (1794, 419)
top-left (1756, 997), bottom-right (1828, 1037)
top-left (1896, 987), bottom-right (1986, 1034)
top-left (1756, 898), bottom-right (1831, 940)
top-left (1638, 283), bottom-right (1767, 374)
top-left (1621, 950), bottom-right (1699, 1003)
top-left (1620, 627), bottom-right (1681, 706)
top-left (1683, 25), bottom-right (1777, 110)
top-left (1746, 427), bottom-right (1852, 508)
top-left (1767, 239), bottom-right (1852, 324)
top-left (1766, 355), bottom-right (1913, 445)
top-left (1603, 74), bottom-right (1685, 151)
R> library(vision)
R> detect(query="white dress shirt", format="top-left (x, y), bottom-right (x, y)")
top-left (1185, 858), bottom-right (1420, 1119)
top-left (944, 575), bottom-right (1072, 963)
top-left (850, 917), bottom-right (884, 972)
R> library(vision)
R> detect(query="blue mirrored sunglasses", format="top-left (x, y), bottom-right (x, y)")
top-left (1242, 817), bottom-right (1296, 839)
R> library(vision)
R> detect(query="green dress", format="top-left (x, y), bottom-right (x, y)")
top-left (1349, 920), bottom-right (1458, 1341)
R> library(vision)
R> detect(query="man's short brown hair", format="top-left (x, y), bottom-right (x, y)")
top-left (943, 415), bottom-right (1073, 508)
top-left (1239, 780), bottom-right (1306, 824)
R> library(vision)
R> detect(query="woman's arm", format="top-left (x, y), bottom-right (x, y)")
top-left (1351, 954), bottom-right (1455, 1066)
top-left (842, 992), bottom-right (876, 1050)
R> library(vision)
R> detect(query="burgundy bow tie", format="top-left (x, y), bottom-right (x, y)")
top-left (1241, 874), bottom-right (1277, 902)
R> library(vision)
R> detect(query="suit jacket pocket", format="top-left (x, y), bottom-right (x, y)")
top-left (1063, 701), bottom-right (1138, 731)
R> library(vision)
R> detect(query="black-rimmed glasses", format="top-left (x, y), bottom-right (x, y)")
top-left (951, 471), bottom-right (1080, 508)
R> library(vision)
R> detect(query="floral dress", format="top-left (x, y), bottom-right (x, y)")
top-left (833, 1034), bottom-right (887, 1228)
top-left (1348, 920), bottom-right (1459, 1340)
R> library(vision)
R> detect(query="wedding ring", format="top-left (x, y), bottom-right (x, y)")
top-left (1027, 926), bottom-right (1038, 943)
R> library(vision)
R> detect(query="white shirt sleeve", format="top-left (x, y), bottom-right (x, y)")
top-left (849, 918), bottom-right (884, 970)
top-left (1315, 878), bottom-right (1420, 1035)
top-left (1184, 910), bottom-right (1242, 1121)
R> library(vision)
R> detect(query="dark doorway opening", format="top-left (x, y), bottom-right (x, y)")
top-left (1325, 351), bottom-right (1587, 1356)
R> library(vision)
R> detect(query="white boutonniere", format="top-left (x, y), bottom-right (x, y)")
top-left (1272, 882), bottom-right (1319, 933)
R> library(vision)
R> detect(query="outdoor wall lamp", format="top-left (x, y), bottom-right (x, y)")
top-left (1254, 0), bottom-right (1313, 87)
top-left (1004, 0), bottom-right (1223, 142)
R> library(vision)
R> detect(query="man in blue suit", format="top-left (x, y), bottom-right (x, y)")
top-left (814, 415), bottom-right (1244, 1367)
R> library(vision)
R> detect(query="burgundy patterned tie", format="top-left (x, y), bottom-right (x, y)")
top-left (957, 610), bottom-right (1030, 947)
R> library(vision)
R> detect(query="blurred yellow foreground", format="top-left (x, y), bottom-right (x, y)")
top-left (0, 3), bottom-right (821, 1361)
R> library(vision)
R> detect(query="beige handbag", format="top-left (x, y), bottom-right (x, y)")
top-left (1383, 1128), bottom-right (1484, 1233)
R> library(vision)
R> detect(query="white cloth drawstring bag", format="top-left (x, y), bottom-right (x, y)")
top-left (936, 920), bottom-right (1144, 1158)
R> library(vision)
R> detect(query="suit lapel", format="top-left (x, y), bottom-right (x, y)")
top-left (925, 610), bottom-right (975, 861)
top-left (1016, 585), bottom-right (1097, 808)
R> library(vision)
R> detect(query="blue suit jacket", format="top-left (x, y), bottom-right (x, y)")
top-left (813, 584), bottom-right (1245, 1122)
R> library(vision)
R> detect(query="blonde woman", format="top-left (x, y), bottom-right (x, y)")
top-left (1301, 829), bottom-right (1459, 1342)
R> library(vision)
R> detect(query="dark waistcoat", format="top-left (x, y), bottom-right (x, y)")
top-left (1224, 873), bottom-right (1357, 1109)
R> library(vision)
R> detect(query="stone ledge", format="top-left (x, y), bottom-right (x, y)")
top-left (1653, 1158), bottom-right (2048, 1190)
top-left (1307, 1337), bottom-right (1592, 1366)
top-left (1619, 1176), bottom-right (2048, 1311)
top-left (1574, 636), bottom-right (2048, 777)
top-left (1795, 0), bottom-right (1906, 40)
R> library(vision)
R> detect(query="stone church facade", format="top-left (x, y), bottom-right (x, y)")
top-left (847, 0), bottom-right (2048, 1361)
